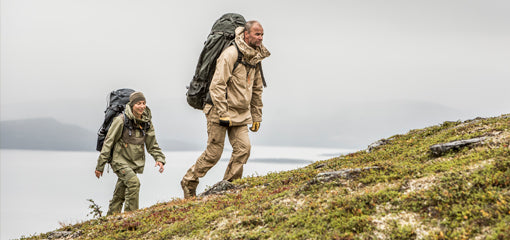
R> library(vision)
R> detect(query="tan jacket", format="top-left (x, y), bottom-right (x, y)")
top-left (96, 104), bottom-right (165, 173)
top-left (206, 27), bottom-right (270, 126)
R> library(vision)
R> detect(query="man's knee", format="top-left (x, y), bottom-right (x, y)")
top-left (233, 139), bottom-right (251, 155)
top-left (230, 126), bottom-right (251, 155)
top-left (204, 144), bottom-right (224, 162)
top-left (201, 139), bottom-right (225, 167)
top-left (241, 141), bottom-right (251, 153)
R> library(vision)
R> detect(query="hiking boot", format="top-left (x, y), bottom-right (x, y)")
top-left (180, 180), bottom-right (196, 199)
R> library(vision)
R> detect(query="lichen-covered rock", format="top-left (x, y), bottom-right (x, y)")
top-left (199, 180), bottom-right (237, 197)
top-left (296, 167), bottom-right (380, 195)
top-left (46, 230), bottom-right (82, 239)
top-left (314, 163), bottom-right (326, 169)
top-left (367, 139), bottom-right (391, 152)
top-left (429, 137), bottom-right (486, 156)
top-left (316, 167), bottom-right (381, 182)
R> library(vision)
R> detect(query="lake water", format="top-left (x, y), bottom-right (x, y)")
top-left (0, 146), bottom-right (355, 240)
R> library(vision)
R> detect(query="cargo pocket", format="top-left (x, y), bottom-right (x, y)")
top-left (115, 168), bottom-right (136, 182)
top-left (203, 104), bottom-right (213, 115)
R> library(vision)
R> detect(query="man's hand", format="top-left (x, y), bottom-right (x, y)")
top-left (155, 161), bottom-right (164, 173)
top-left (95, 170), bottom-right (103, 179)
top-left (219, 117), bottom-right (232, 127)
top-left (250, 122), bottom-right (260, 132)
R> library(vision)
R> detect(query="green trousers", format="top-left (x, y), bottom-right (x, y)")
top-left (107, 167), bottom-right (140, 216)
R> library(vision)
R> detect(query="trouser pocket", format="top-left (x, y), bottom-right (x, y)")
top-left (116, 167), bottom-right (136, 182)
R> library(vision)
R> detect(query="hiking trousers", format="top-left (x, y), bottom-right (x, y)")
top-left (182, 121), bottom-right (251, 189)
top-left (107, 167), bottom-right (140, 215)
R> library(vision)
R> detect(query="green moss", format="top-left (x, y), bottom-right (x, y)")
top-left (20, 114), bottom-right (510, 239)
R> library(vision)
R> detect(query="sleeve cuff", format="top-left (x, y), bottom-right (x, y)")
top-left (95, 164), bottom-right (105, 172)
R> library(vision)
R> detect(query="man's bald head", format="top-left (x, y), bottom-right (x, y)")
top-left (244, 21), bottom-right (264, 48)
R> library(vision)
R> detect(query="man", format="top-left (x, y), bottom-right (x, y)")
top-left (181, 21), bottom-right (270, 198)
top-left (95, 91), bottom-right (165, 215)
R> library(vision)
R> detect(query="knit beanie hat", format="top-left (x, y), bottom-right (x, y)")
top-left (129, 91), bottom-right (146, 106)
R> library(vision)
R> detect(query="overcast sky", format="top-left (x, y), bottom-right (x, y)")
top-left (1, 0), bottom-right (509, 148)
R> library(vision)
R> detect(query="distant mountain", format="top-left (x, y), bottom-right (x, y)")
top-left (0, 118), bottom-right (201, 151)
top-left (0, 118), bottom-right (96, 151)
top-left (0, 99), bottom-right (473, 150)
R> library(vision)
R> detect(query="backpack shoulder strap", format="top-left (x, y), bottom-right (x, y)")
top-left (233, 43), bottom-right (243, 71)
top-left (258, 62), bottom-right (267, 87)
top-left (232, 43), bottom-right (267, 87)
top-left (232, 43), bottom-right (257, 70)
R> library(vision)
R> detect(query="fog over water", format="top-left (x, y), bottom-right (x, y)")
top-left (0, 146), bottom-right (353, 239)
top-left (2, 0), bottom-right (509, 149)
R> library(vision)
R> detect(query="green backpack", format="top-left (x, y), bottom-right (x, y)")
top-left (186, 13), bottom-right (246, 110)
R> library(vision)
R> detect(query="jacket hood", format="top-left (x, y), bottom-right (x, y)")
top-left (234, 27), bottom-right (270, 66)
top-left (124, 104), bottom-right (152, 123)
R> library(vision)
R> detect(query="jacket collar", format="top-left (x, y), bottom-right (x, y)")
top-left (234, 27), bottom-right (270, 66)
top-left (124, 104), bottom-right (151, 123)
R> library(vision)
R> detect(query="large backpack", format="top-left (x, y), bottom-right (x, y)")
top-left (96, 88), bottom-right (135, 151)
top-left (186, 13), bottom-right (247, 110)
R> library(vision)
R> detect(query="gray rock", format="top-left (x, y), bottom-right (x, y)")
top-left (199, 180), bottom-right (237, 197)
top-left (296, 167), bottom-right (380, 195)
top-left (316, 167), bottom-right (381, 182)
top-left (367, 139), bottom-right (390, 152)
top-left (429, 137), bottom-right (486, 156)
top-left (314, 163), bottom-right (326, 169)
top-left (47, 230), bottom-right (82, 239)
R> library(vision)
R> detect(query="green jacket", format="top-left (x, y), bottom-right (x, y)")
top-left (96, 104), bottom-right (165, 173)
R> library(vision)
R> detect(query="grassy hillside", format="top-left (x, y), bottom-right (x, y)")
top-left (22, 114), bottom-right (510, 239)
